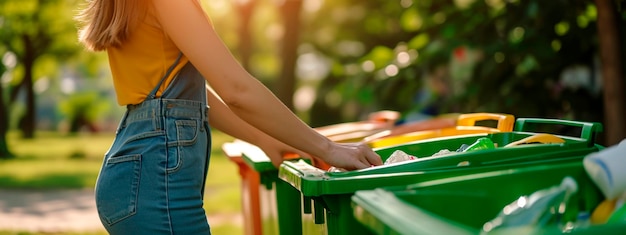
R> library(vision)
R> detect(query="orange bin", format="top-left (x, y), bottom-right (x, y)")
top-left (222, 142), bottom-right (263, 235)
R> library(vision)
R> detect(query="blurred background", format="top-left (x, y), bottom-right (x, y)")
top-left (0, 0), bottom-right (625, 234)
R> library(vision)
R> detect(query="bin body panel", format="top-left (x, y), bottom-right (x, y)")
top-left (256, 172), bottom-right (304, 235)
top-left (254, 167), bottom-right (303, 235)
top-left (275, 177), bottom-right (303, 235)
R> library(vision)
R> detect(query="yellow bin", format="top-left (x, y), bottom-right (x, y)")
top-left (366, 113), bottom-right (515, 148)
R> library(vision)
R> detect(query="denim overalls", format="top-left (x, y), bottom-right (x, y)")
top-left (95, 54), bottom-right (212, 234)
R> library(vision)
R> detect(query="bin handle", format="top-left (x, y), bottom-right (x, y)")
top-left (513, 118), bottom-right (603, 145)
top-left (504, 133), bottom-right (565, 147)
top-left (456, 113), bottom-right (515, 132)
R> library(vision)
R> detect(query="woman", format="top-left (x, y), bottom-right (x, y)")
top-left (76, 0), bottom-right (382, 234)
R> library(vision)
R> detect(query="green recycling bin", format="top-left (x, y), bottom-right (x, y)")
top-left (351, 160), bottom-right (626, 235)
top-left (278, 118), bottom-right (604, 235)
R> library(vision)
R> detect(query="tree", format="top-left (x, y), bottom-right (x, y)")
top-left (0, 59), bottom-right (12, 159)
top-left (235, 0), bottom-right (257, 70)
top-left (0, 0), bottom-right (81, 139)
top-left (276, 0), bottom-right (303, 110)
top-left (595, 0), bottom-right (626, 145)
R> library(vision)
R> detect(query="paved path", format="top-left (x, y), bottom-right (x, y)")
top-left (0, 189), bottom-right (242, 233)
top-left (0, 189), bottom-right (103, 233)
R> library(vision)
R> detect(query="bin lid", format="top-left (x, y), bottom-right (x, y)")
top-left (235, 141), bottom-right (277, 172)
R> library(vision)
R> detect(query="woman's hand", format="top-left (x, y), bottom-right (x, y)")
top-left (255, 137), bottom-right (384, 171)
top-left (321, 142), bottom-right (383, 171)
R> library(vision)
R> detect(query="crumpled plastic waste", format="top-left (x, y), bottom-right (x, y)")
top-left (481, 176), bottom-right (578, 234)
top-left (327, 166), bottom-right (348, 172)
top-left (384, 150), bottom-right (417, 164)
top-left (432, 149), bottom-right (453, 157)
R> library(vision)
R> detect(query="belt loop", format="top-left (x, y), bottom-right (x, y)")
top-left (204, 105), bottom-right (209, 122)
top-left (153, 99), bottom-right (163, 131)
top-left (201, 105), bottom-right (209, 132)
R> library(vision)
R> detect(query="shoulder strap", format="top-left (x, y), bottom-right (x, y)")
top-left (146, 52), bottom-right (184, 99)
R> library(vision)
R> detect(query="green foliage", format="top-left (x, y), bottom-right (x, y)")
top-left (0, 0), bottom-right (80, 57)
top-left (0, 0), bottom-right (95, 138)
top-left (0, 0), bottom-right (87, 86)
top-left (58, 92), bottom-right (111, 133)
top-left (301, 0), bottom-right (613, 125)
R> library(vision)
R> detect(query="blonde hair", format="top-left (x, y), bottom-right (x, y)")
top-left (76, 0), bottom-right (144, 51)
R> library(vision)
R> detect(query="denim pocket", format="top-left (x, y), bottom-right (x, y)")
top-left (175, 119), bottom-right (199, 146)
top-left (95, 154), bottom-right (142, 226)
top-left (166, 119), bottom-right (200, 172)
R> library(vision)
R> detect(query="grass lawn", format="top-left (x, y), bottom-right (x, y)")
top-left (0, 130), bottom-right (244, 235)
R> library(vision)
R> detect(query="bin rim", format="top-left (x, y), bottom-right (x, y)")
top-left (233, 140), bottom-right (277, 173)
top-left (277, 147), bottom-right (596, 196)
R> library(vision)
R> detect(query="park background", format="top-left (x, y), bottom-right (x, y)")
top-left (1, 0), bottom-right (625, 234)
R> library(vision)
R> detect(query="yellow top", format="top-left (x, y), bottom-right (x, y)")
top-left (106, 1), bottom-right (207, 105)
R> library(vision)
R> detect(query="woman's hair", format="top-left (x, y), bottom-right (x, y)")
top-left (76, 0), bottom-right (144, 51)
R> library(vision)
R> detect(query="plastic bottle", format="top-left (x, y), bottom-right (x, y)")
top-left (583, 139), bottom-right (626, 200)
top-left (462, 137), bottom-right (496, 152)
top-left (456, 143), bottom-right (470, 152)
top-left (481, 176), bottom-right (579, 234)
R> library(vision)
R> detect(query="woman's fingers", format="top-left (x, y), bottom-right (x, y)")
top-left (333, 143), bottom-right (382, 170)
top-left (366, 148), bottom-right (383, 166)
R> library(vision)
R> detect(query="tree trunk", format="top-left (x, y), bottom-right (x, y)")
top-left (595, 0), bottom-right (626, 145)
top-left (0, 74), bottom-right (13, 159)
top-left (236, 0), bottom-right (256, 70)
top-left (21, 36), bottom-right (37, 139)
top-left (276, 0), bottom-right (303, 111)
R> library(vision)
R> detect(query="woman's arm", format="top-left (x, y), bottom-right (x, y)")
top-left (152, 0), bottom-right (381, 170)
top-left (205, 86), bottom-right (307, 168)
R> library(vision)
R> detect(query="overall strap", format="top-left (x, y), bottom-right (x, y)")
top-left (146, 52), bottom-right (184, 100)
